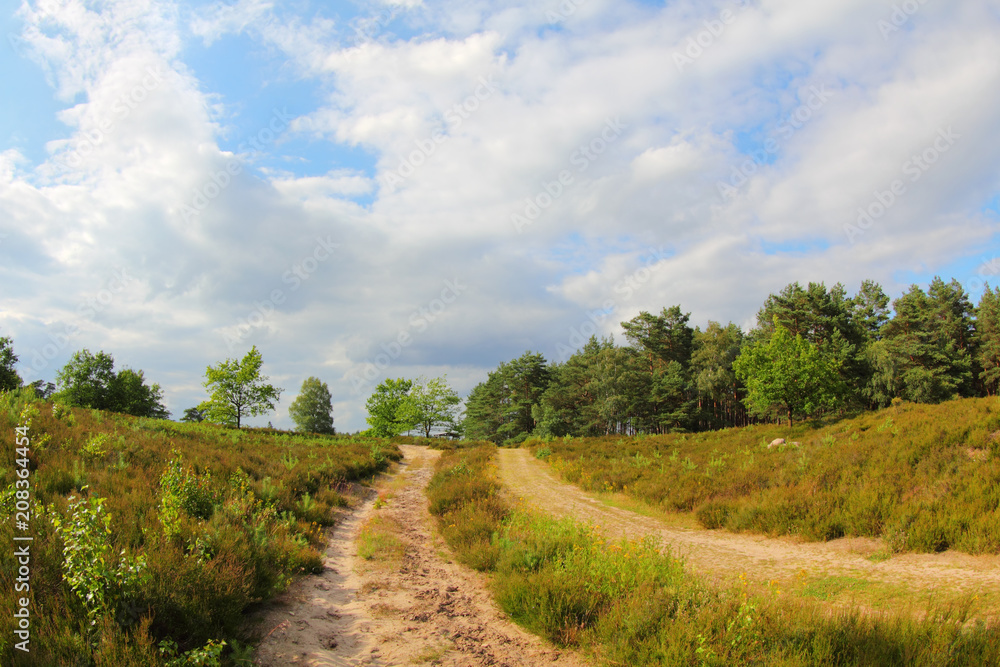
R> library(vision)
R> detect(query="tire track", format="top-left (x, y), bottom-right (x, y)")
top-left (498, 448), bottom-right (1000, 615)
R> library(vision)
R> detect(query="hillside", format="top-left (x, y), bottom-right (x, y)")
top-left (527, 397), bottom-right (1000, 555)
top-left (0, 388), bottom-right (400, 666)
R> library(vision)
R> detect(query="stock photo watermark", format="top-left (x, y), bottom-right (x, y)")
top-left (346, 6), bottom-right (399, 50)
top-left (180, 107), bottom-right (295, 222)
top-left (222, 236), bottom-right (340, 351)
top-left (545, 0), bottom-right (589, 24)
top-left (965, 256), bottom-right (1000, 294)
top-left (22, 269), bottom-right (135, 379)
top-left (13, 417), bottom-right (34, 653)
top-left (844, 126), bottom-right (959, 244)
top-left (54, 66), bottom-right (166, 171)
top-left (717, 85), bottom-right (834, 201)
top-left (512, 116), bottom-right (628, 233)
top-left (673, 0), bottom-right (753, 73)
top-left (349, 278), bottom-right (467, 394)
top-left (877, 0), bottom-right (931, 40)
top-left (555, 246), bottom-right (671, 361)
top-left (380, 75), bottom-right (500, 192)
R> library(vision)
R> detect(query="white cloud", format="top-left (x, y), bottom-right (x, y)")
top-left (2, 0), bottom-right (999, 429)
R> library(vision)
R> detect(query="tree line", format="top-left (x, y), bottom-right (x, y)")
top-left (463, 277), bottom-right (998, 442)
top-left (0, 342), bottom-right (336, 434)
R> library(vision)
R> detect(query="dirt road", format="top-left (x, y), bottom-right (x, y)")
top-left (252, 446), bottom-right (589, 666)
top-left (497, 448), bottom-right (1000, 617)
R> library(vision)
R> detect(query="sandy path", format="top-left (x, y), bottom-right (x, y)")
top-left (498, 448), bottom-right (1000, 615)
top-left (251, 445), bottom-right (589, 666)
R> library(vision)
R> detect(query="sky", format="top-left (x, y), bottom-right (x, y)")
top-left (1, 0), bottom-right (999, 432)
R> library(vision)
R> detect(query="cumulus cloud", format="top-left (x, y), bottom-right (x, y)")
top-left (1, 0), bottom-right (998, 429)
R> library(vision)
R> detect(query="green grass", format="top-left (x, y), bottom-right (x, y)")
top-left (356, 514), bottom-right (406, 563)
top-left (428, 444), bottom-right (1000, 666)
top-left (526, 397), bottom-right (1000, 554)
top-left (799, 576), bottom-right (871, 602)
top-left (0, 390), bottom-right (401, 666)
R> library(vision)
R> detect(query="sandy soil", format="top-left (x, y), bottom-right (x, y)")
top-left (497, 448), bottom-right (1000, 617)
top-left (250, 445), bottom-right (590, 666)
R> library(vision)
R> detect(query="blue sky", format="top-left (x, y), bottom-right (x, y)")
top-left (2, 0), bottom-right (999, 432)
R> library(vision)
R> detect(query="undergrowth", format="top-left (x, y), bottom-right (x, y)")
top-left (0, 391), bottom-right (401, 666)
top-left (526, 397), bottom-right (1000, 554)
top-left (428, 445), bottom-right (1000, 666)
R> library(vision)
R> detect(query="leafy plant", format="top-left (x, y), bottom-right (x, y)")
top-left (51, 494), bottom-right (147, 626)
top-left (159, 452), bottom-right (218, 537)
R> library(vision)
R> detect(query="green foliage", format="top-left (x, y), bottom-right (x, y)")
top-left (365, 377), bottom-right (419, 437)
top-left (51, 494), bottom-right (148, 626)
top-left (159, 452), bottom-right (219, 537)
top-left (733, 321), bottom-right (846, 426)
top-left (158, 638), bottom-right (226, 666)
top-left (978, 283), bottom-right (1000, 396)
top-left (410, 376), bottom-right (461, 437)
top-left (198, 346), bottom-right (282, 428)
top-left (869, 279), bottom-right (977, 406)
top-left (288, 376), bottom-right (335, 434)
top-left (0, 335), bottom-right (22, 391)
top-left (463, 351), bottom-right (551, 444)
top-left (55, 349), bottom-right (169, 419)
top-left (180, 407), bottom-right (205, 423)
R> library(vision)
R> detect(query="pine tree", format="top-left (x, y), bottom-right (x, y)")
top-left (977, 284), bottom-right (1000, 395)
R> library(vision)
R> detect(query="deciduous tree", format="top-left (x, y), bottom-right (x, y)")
top-left (198, 346), bottom-right (281, 428)
top-left (410, 376), bottom-right (461, 437)
top-left (56, 349), bottom-right (169, 418)
top-left (365, 378), bottom-right (418, 437)
top-left (733, 322), bottom-right (845, 427)
top-left (0, 336), bottom-right (22, 391)
top-left (289, 377), bottom-right (335, 434)
top-left (180, 407), bottom-right (205, 423)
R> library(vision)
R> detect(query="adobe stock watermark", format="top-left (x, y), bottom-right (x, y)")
top-left (180, 107), bottom-right (294, 222)
top-left (878, 0), bottom-right (931, 40)
top-left (844, 126), bottom-right (959, 244)
top-left (673, 0), bottom-right (753, 73)
top-left (53, 66), bottom-right (166, 171)
top-left (22, 269), bottom-right (135, 379)
top-left (7, 32), bottom-right (31, 59)
top-left (717, 85), bottom-right (833, 201)
top-left (555, 246), bottom-right (671, 361)
top-left (380, 75), bottom-right (500, 192)
top-left (965, 256), bottom-right (1000, 294)
top-left (349, 278), bottom-right (467, 395)
top-left (545, 0), bottom-right (589, 23)
top-left (346, 6), bottom-right (399, 50)
top-left (512, 116), bottom-right (628, 234)
top-left (223, 236), bottom-right (340, 351)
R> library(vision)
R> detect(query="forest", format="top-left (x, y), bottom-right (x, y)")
top-left (463, 277), bottom-right (997, 442)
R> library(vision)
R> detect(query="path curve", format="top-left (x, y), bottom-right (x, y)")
top-left (498, 448), bottom-right (1000, 615)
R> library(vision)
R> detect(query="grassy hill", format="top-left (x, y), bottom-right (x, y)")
top-left (0, 388), bottom-right (400, 666)
top-left (528, 397), bottom-right (1000, 555)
